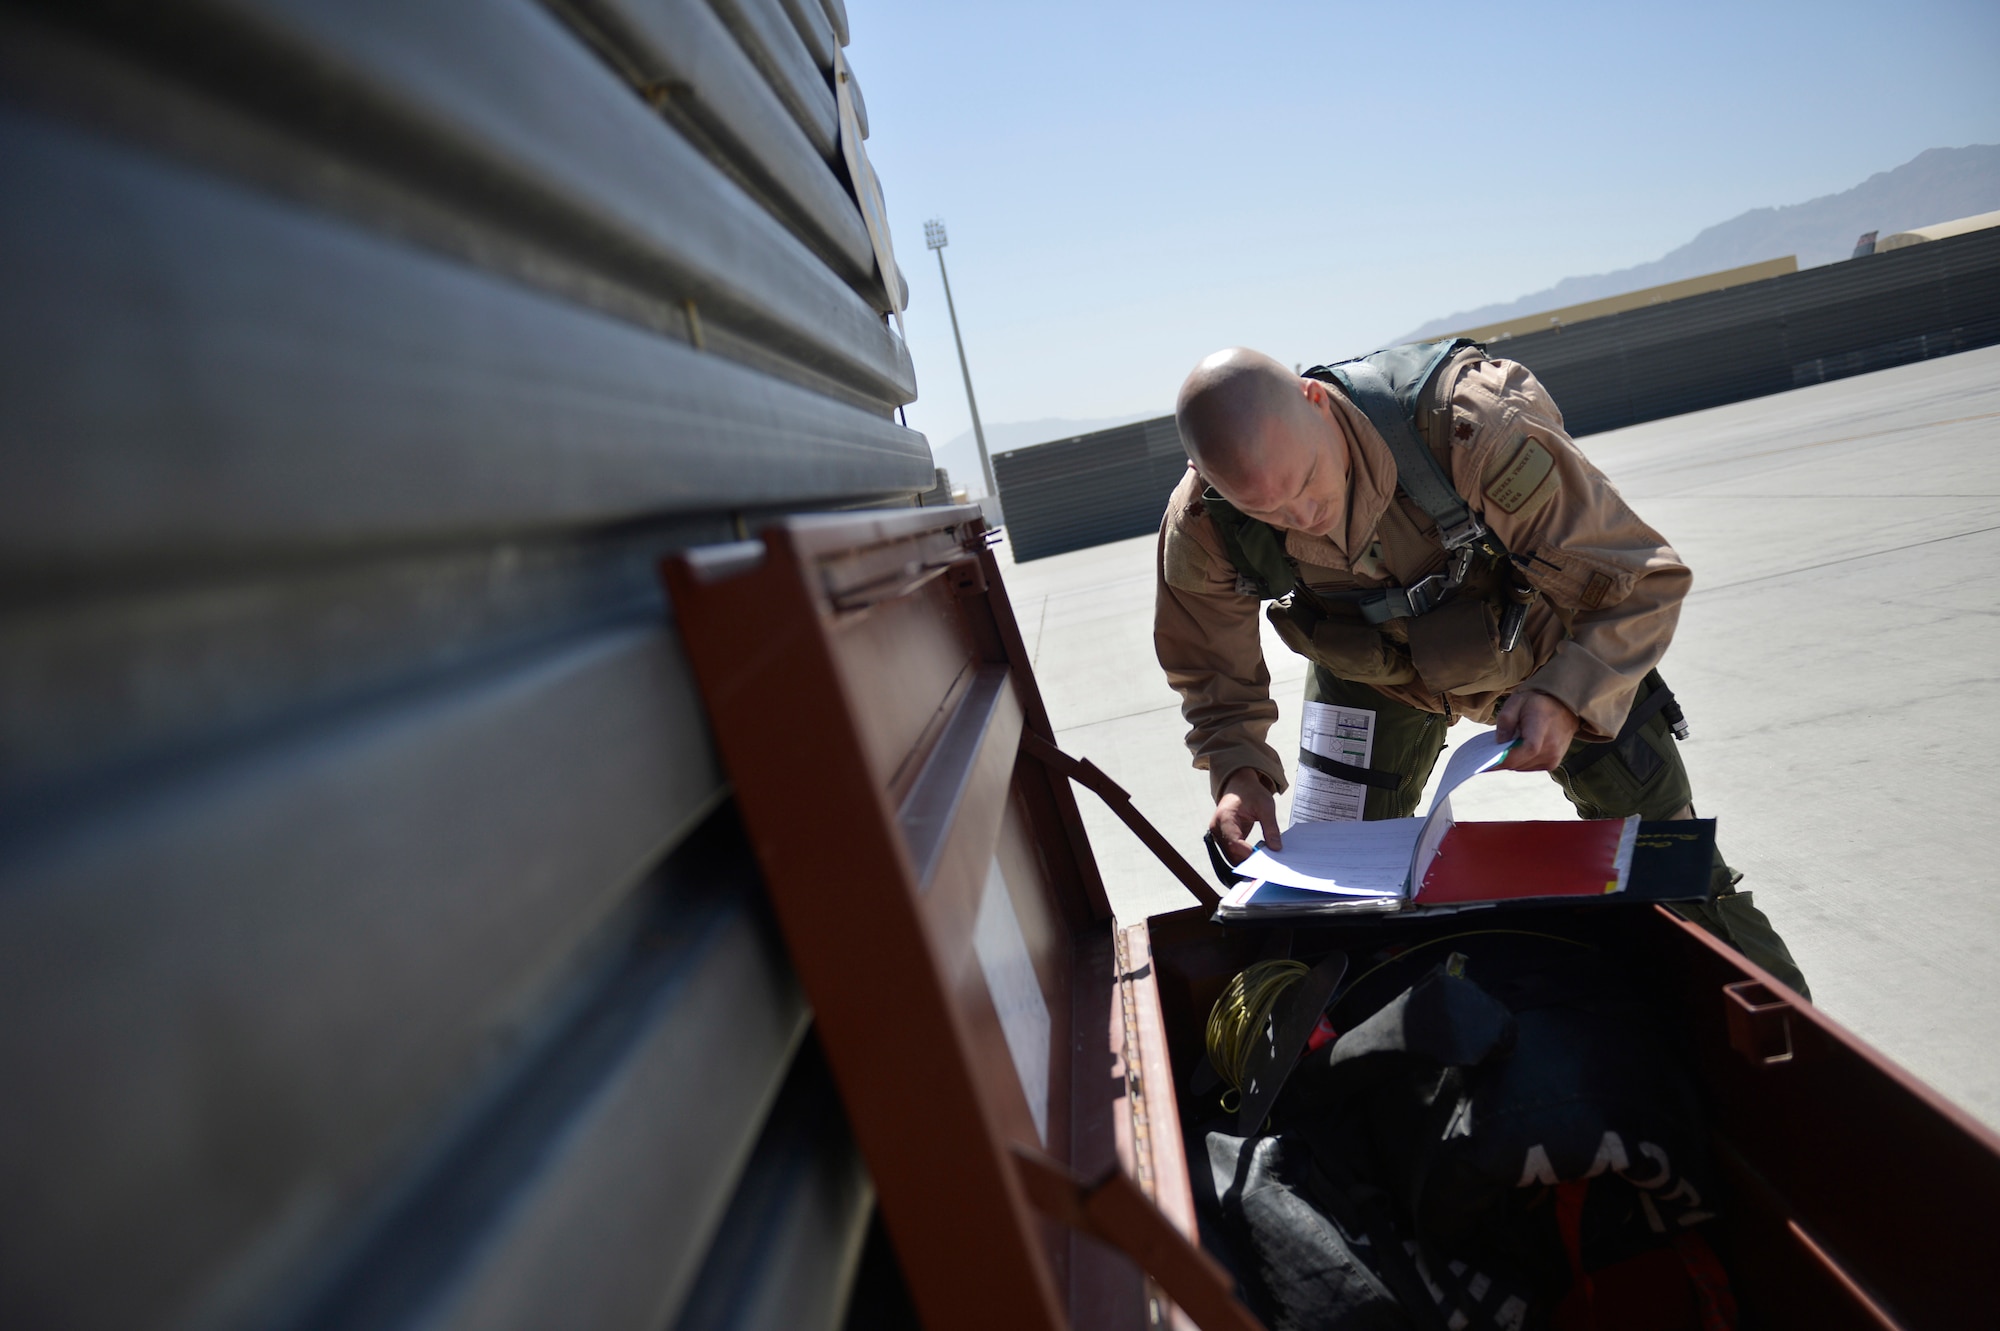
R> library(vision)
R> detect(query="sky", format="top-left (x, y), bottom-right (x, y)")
top-left (843, 0), bottom-right (2000, 449)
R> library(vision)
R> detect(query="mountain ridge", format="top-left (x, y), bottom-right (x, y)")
top-left (1396, 143), bottom-right (2000, 343)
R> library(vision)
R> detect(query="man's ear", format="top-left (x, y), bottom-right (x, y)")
top-left (1298, 377), bottom-right (1332, 410)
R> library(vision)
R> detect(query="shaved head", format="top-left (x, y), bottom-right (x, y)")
top-left (1175, 347), bottom-right (1352, 537)
top-left (1175, 348), bottom-right (1315, 486)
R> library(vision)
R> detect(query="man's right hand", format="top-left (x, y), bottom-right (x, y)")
top-left (1210, 767), bottom-right (1281, 865)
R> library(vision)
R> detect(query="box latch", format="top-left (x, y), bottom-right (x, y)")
top-left (1723, 979), bottom-right (1797, 1065)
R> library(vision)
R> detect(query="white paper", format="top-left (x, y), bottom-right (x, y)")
top-left (1410, 794), bottom-right (1458, 891)
top-left (1218, 878), bottom-right (1400, 919)
top-left (974, 860), bottom-right (1051, 1143)
top-left (1406, 732), bottom-right (1518, 887)
top-left (1238, 731), bottom-right (1520, 899)
top-left (1430, 731), bottom-right (1517, 808)
top-left (1290, 702), bottom-right (1377, 824)
top-left (1222, 879), bottom-right (1263, 911)
top-left (1236, 818), bottom-right (1419, 895)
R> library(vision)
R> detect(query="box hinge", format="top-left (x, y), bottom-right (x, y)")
top-left (1011, 1145), bottom-right (1266, 1331)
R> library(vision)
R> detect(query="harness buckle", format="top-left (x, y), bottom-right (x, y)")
top-left (1403, 571), bottom-right (1451, 617)
top-left (1436, 513), bottom-right (1488, 552)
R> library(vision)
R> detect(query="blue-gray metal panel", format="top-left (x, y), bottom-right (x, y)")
top-left (817, 0), bottom-right (849, 48)
top-left (0, 625), bottom-right (725, 1331)
top-left (43, 0), bottom-right (912, 402)
top-left (776, 0), bottom-right (835, 71)
top-left (705, 0), bottom-right (840, 159)
top-left (669, 1040), bottom-right (873, 1331)
top-left (271, 808), bottom-right (809, 1331)
top-left (0, 0), bottom-right (932, 1325)
top-left (842, 53), bottom-right (872, 140)
top-left (0, 109), bottom-right (932, 574)
top-left (0, 525), bottom-right (704, 812)
top-left (0, 11), bottom-right (888, 419)
top-left (394, 865), bottom-right (806, 1331)
top-left (554, 0), bottom-right (880, 300)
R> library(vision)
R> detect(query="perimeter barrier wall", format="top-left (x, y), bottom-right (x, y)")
top-left (0, 1), bottom-right (937, 1328)
top-left (996, 225), bottom-right (2000, 561)
top-left (992, 416), bottom-right (1189, 564)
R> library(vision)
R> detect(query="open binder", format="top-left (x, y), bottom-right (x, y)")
top-left (1218, 819), bottom-right (1717, 921)
top-left (1214, 727), bottom-right (1716, 922)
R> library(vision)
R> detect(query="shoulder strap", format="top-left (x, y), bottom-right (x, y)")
top-left (1200, 487), bottom-right (1295, 600)
top-left (1307, 338), bottom-right (1488, 551)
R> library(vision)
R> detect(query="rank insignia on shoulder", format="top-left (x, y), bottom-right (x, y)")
top-left (1453, 420), bottom-right (1474, 441)
top-left (1485, 436), bottom-right (1558, 515)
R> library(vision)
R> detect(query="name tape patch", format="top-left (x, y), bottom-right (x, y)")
top-left (1485, 437), bottom-right (1557, 515)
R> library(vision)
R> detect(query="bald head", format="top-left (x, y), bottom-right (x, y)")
top-left (1174, 347), bottom-right (1352, 536)
top-left (1175, 348), bottom-right (1315, 486)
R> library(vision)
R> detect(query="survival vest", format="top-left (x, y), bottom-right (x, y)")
top-left (1196, 338), bottom-right (1545, 704)
top-left (1203, 337), bottom-right (1513, 626)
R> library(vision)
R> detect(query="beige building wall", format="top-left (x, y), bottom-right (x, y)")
top-left (1443, 255), bottom-right (1799, 343)
top-left (1878, 208), bottom-right (2000, 253)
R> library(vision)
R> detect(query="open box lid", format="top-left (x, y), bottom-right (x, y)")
top-left (662, 506), bottom-right (1261, 1331)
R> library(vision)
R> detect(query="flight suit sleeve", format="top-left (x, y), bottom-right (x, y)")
top-left (1153, 467), bottom-right (1288, 798)
top-left (1449, 359), bottom-right (1692, 743)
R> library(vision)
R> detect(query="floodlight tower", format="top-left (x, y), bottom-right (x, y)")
top-left (923, 219), bottom-right (1000, 514)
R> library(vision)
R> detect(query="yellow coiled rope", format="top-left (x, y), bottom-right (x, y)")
top-left (1204, 959), bottom-right (1309, 1112)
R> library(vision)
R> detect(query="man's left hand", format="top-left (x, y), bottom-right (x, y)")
top-left (1495, 691), bottom-right (1580, 772)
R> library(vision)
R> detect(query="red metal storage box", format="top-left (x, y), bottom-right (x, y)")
top-left (664, 506), bottom-right (2000, 1331)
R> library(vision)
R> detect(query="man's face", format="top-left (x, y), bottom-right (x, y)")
top-left (1208, 378), bottom-right (1351, 538)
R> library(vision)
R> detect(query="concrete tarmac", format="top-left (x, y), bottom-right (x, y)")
top-left (998, 344), bottom-right (2000, 1133)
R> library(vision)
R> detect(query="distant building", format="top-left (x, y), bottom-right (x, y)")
top-left (1875, 208), bottom-right (2000, 253)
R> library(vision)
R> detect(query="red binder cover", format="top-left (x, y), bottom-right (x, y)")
top-left (1413, 819), bottom-right (1634, 907)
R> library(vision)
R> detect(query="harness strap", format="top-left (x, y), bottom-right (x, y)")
top-left (1294, 562), bottom-right (1456, 625)
top-left (1353, 569), bottom-right (1453, 624)
top-left (1203, 486), bottom-right (1297, 600)
top-left (1326, 344), bottom-right (1487, 551)
top-left (1297, 747), bottom-right (1403, 792)
top-left (1562, 673), bottom-right (1677, 777)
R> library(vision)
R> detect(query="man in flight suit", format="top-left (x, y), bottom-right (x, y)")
top-left (1154, 342), bottom-right (1808, 995)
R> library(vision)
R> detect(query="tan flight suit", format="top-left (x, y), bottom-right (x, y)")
top-left (1154, 348), bottom-right (1808, 996)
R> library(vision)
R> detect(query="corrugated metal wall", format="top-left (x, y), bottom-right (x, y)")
top-left (992, 225), bottom-right (2000, 561)
top-left (993, 416), bottom-right (1187, 562)
top-left (0, 1), bottom-right (931, 1328)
